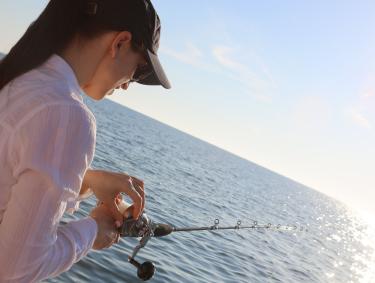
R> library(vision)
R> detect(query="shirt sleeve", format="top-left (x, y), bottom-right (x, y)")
top-left (65, 164), bottom-right (96, 215)
top-left (0, 103), bottom-right (98, 282)
top-left (65, 187), bottom-right (94, 215)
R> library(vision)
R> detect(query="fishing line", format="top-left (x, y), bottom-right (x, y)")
top-left (118, 212), bottom-right (308, 281)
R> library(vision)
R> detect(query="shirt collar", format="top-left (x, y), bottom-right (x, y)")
top-left (42, 54), bottom-right (85, 102)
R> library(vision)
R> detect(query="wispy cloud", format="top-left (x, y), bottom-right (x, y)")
top-left (363, 92), bottom-right (374, 98)
top-left (161, 42), bottom-right (276, 103)
top-left (359, 75), bottom-right (375, 98)
top-left (213, 46), bottom-right (245, 71)
top-left (349, 109), bottom-right (372, 129)
top-left (160, 42), bottom-right (205, 68)
top-left (212, 45), bottom-right (276, 103)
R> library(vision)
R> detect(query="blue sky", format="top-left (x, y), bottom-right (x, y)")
top-left (1, 1), bottom-right (374, 219)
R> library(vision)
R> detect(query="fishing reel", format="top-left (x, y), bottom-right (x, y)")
top-left (119, 213), bottom-right (172, 281)
top-left (117, 205), bottom-right (308, 281)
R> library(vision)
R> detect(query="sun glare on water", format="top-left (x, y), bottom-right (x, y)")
top-left (352, 209), bottom-right (375, 283)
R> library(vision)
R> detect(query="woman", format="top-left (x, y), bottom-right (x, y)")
top-left (0, 0), bottom-right (170, 281)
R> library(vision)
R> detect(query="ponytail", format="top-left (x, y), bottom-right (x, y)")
top-left (0, 0), bottom-right (107, 91)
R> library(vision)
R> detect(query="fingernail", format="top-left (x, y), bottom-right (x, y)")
top-left (115, 220), bottom-right (121, 228)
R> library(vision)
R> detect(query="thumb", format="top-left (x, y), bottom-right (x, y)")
top-left (106, 201), bottom-right (124, 227)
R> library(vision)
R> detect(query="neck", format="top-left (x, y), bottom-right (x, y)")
top-left (57, 32), bottom-right (118, 100)
top-left (58, 43), bottom-right (102, 88)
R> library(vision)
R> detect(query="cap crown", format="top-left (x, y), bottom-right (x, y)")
top-left (84, 0), bottom-right (160, 53)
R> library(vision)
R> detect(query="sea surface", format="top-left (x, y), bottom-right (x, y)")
top-left (44, 97), bottom-right (375, 283)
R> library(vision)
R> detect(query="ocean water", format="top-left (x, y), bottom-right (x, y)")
top-left (44, 98), bottom-right (375, 283)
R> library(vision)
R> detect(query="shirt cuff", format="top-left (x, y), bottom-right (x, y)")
top-left (62, 217), bottom-right (98, 260)
top-left (84, 217), bottom-right (98, 252)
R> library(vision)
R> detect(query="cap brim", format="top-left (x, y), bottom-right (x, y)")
top-left (137, 50), bottom-right (171, 89)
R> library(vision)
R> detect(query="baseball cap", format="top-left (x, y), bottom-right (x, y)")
top-left (84, 0), bottom-right (171, 89)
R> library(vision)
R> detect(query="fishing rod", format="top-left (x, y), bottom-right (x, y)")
top-left (118, 211), bottom-right (308, 281)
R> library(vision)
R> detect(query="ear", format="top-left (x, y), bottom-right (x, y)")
top-left (110, 31), bottom-right (133, 59)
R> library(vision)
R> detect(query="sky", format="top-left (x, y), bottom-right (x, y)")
top-left (1, 1), bottom-right (374, 218)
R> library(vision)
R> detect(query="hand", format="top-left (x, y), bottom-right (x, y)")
top-left (89, 204), bottom-right (120, 250)
top-left (83, 169), bottom-right (145, 225)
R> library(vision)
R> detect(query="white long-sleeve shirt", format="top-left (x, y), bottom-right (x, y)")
top-left (0, 54), bottom-right (98, 282)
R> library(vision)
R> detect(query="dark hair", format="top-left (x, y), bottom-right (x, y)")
top-left (0, 0), bottom-right (139, 91)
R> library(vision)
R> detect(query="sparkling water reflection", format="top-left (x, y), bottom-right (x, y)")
top-left (43, 98), bottom-right (375, 283)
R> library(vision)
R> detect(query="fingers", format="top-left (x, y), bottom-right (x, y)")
top-left (133, 186), bottom-right (144, 213)
top-left (105, 201), bottom-right (124, 227)
top-left (115, 232), bottom-right (121, 244)
top-left (124, 178), bottom-right (143, 220)
top-left (129, 176), bottom-right (144, 187)
top-left (130, 177), bottom-right (145, 212)
top-left (102, 173), bottom-right (145, 221)
top-left (103, 233), bottom-right (119, 249)
top-left (115, 193), bottom-right (122, 205)
top-left (106, 233), bottom-right (120, 248)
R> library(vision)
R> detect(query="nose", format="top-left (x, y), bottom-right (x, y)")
top-left (120, 82), bottom-right (129, 90)
top-left (114, 81), bottom-right (130, 92)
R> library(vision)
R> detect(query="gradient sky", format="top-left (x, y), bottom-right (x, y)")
top-left (1, 1), bottom-right (374, 218)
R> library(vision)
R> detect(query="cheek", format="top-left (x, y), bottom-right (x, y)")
top-left (113, 61), bottom-right (139, 85)
top-left (113, 59), bottom-right (135, 80)
top-left (126, 52), bottom-right (144, 73)
top-left (96, 60), bottom-right (126, 88)
top-left (84, 66), bottom-right (118, 95)
top-left (98, 52), bottom-right (141, 87)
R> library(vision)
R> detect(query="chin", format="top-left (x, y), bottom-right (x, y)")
top-left (82, 85), bottom-right (108, 101)
top-left (105, 89), bottom-right (115, 97)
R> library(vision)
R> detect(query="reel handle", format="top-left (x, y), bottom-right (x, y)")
top-left (129, 257), bottom-right (155, 281)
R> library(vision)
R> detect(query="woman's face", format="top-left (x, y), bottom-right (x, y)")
top-left (82, 31), bottom-right (147, 100)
